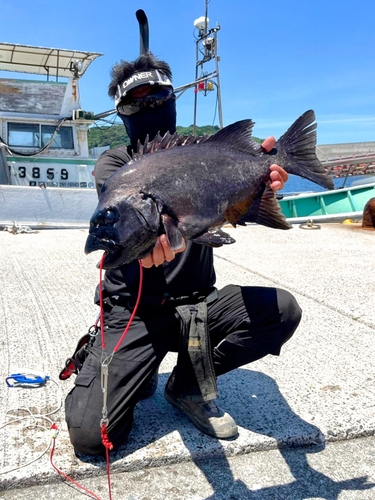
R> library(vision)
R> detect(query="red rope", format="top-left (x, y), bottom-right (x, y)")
top-left (101, 424), bottom-right (113, 500)
top-left (99, 255), bottom-right (143, 352)
top-left (98, 256), bottom-right (144, 499)
top-left (50, 257), bottom-right (144, 500)
top-left (49, 424), bottom-right (102, 500)
top-left (101, 423), bottom-right (114, 451)
top-left (113, 261), bottom-right (143, 353)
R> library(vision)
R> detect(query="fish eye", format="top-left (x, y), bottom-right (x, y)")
top-left (103, 209), bottom-right (118, 225)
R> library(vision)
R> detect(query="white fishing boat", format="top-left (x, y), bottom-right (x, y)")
top-left (0, 42), bottom-right (102, 229)
top-left (0, 8), bottom-right (225, 231)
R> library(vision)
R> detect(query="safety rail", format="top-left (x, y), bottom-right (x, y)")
top-left (321, 153), bottom-right (375, 178)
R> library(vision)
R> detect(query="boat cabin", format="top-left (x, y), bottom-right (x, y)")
top-left (0, 43), bottom-right (103, 188)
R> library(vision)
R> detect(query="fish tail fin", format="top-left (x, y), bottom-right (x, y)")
top-left (275, 110), bottom-right (334, 190)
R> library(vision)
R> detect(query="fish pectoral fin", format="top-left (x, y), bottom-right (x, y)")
top-left (192, 228), bottom-right (236, 247)
top-left (161, 214), bottom-right (185, 250)
top-left (238, 183), bottom-right (292, 230)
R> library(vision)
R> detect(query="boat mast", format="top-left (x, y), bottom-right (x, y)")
top-left (192, 0), bottom-right (223, 134)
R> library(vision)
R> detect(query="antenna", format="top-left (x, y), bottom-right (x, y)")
top-left (192, 0), bottom-right (223, 134)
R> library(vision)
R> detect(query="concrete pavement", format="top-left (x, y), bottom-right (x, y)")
top-left (0, 223), bottom-right (374, 498)
top-left (2, 437), bottom-right (375, 499)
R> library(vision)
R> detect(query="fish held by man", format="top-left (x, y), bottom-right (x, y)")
top-left (85, 109), bottom-right (334, 269)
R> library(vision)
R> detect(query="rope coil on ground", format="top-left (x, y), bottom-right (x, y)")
top-left (299, 219), bottom-right (321, 230)
top-left (3, 222), bottom-right (36, 234)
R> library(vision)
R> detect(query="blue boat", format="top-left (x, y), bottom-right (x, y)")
top-left (280, 181), bottom-right (375, 224)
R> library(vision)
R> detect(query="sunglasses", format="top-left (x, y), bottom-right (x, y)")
top-left (117, 88), bottom-right (175, 116)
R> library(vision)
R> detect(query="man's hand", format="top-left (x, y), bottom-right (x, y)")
top-left (141, 234), bottom-right (186, 268)
top-left (261, 136), bottom-right (288, 191)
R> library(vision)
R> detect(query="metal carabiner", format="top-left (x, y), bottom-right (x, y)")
top-left (100, 353), bottom-right (113, 426)
top-left (88, 323), bottom-right (99, 338)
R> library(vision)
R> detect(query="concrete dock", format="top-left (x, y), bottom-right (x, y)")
top-left (0, 223), bottom-right (374, 499)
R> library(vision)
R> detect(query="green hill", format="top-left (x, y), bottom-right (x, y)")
top-left (88, 124), bottom-right (130, 149)
top-left (88, 123), bottom-right (262, 149)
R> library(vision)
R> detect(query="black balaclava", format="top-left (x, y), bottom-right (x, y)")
top-left (110, 54), bottom-right (177, 151)
top-left (118, 96), bottom-right (177, 151)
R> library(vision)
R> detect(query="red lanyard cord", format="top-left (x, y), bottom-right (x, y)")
top-left (99, 255), bottom-right (144, 500)
top-left (50, 257), bottom-right (144, 500)
top-left (99, 254), bottom-right (143, 353)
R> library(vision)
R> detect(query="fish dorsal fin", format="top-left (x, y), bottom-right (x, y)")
top-left (206, 119), bottom-right (263, 155)
top-left (131, 121), bottom-right (262, 159)
top-left (132, 132), bottom-right (210, 160)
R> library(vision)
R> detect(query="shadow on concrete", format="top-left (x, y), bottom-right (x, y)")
top-left (78, 369), bottom-right (374, 499)
top-left (182, 369), bottom-right (374, 499)
top-left (192, 449), bottom-right (374, 500)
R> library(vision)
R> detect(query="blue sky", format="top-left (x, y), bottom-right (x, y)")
top-left (1, 0), bottom-right (375, 144)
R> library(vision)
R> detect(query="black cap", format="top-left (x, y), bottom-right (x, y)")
top-left (115, 69), bottom-right (173, 108)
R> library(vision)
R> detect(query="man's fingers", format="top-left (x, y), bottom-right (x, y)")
top-left (270, 164), bottom-right (288, 183)
top-left (141, 235), bottom-right (187, 268)
top-left (141, 255), bottom-right (154, 268)
top-left (141, 238), bottom-right (161, 268)
top-left (261, 136), bottom-right (276, 153)
top-left (159, 234), bottom-right (176, 262)
top-left (269, 164), bottom-right (289, 191)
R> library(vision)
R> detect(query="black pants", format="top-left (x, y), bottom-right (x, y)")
top-left (65, 285), bottom-right (301, 455)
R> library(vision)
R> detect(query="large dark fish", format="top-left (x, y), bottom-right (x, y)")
top-left (85, 110), bottom-right (334, 268)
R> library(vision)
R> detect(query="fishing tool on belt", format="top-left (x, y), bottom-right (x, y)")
top-left (58, 321), bottom-right (99, 380)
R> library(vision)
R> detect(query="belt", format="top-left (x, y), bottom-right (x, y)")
top-left (104, 290), bottom-right (219, 402)
top-left (104, 288), bottom-right (217, 311)
top-left (162, 288), bottom-right (217, 307)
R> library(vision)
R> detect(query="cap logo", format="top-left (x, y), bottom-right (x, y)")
top-left (122, 71), bottom-right (153, 90)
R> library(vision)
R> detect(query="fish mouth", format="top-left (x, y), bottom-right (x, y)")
top-left (85, 234), bottom-right (124, 269)
top-left (85, 233), bottom-right (156, 269)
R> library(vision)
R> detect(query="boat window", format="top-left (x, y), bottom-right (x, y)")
top-left (8, 123), bottom-right (39, 147)
top-left (7, 122), bottom-right (74, 149)
top-left (41, 125), bottom-right (74, 149)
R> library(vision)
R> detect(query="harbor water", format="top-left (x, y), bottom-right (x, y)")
top-left (280, 174), bottom-right (374, 195)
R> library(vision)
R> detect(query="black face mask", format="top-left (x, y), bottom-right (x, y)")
top-left (119, 96), bottom-right (177, 151)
